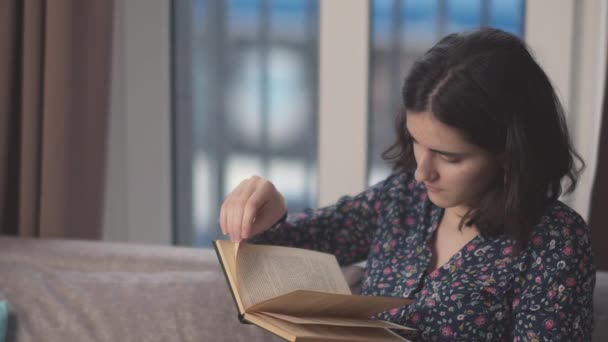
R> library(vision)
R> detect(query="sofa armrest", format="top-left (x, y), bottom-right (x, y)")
top-left (0, 237), bottom-right (282, 342)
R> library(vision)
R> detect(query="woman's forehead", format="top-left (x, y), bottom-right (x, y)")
top-left (405, 110), bottom-right (476, 151)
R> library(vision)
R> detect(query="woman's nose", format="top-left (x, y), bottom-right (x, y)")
top-left (414, 150), bottom-right (437, 183)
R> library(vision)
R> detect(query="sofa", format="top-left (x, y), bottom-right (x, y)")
top-left (0, 236), bottom-right (605, 341)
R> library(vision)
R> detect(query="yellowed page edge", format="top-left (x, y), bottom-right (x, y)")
top-left (235, 241), bottom-right (241, 260)
top-left (249, 289), bottom-right (413, 318)
top-left (243, 312), bottom-right (297, 342)
top-left (214, 240), bottom-right (245, 314)
top-left (246, 312), bottom-right (411, 342)
top-left (259, 312), bottom-right (414, 330)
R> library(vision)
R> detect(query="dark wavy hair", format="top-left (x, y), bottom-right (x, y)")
top-left (382, 28), bottom-right (584, 248)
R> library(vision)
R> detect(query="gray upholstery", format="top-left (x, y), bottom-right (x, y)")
top-left (594, 271), bottom-right (608, 341)
top-left (0, 237), bottom-right (282, 342)
top-left (0, 236), bottom-right (605, 341)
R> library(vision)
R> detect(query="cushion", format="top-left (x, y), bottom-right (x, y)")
top-left (0, 300), bottom-right (7, 342)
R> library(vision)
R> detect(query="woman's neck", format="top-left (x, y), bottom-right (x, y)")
top-left (442, 206), bottom-right (479, 234)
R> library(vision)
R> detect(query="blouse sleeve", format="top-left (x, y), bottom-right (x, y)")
top-left (249, 173), bottom-right (405, 266)
top-left (511, 207), bottom-right (596, 341)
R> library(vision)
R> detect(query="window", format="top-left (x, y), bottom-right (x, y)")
top-left (172, 0), bottom-right (525, 247)
top-left (173, 0), bottom-right (319, 247)
top-left (368, 0), bottom-right (525, 185)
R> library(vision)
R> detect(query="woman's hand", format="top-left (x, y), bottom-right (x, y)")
top-left (219, 175), bottom-right (287, 242)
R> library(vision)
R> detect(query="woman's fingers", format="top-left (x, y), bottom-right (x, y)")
top-left (241, 179), bottom-right (274, 239)
top-left (226, 184), bottom-right (242, 242)
top-left (219, 175), bottom-right (285, 242)
top-left (223, 176), bottom-right (258, 241)
top-left (230, 176), bottom-right (260, 241)
top-left (219, 197), bottom-right (228, 236)
top-left (243, 180), bottom-right (287, 240)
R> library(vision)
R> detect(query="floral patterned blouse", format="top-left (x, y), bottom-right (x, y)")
top-left (251, 172), bottom-right (595, 341)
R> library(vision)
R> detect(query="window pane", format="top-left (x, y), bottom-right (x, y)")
top-left (447, 0), bottom-right (482, 33)
top-left (368, 0), bottom-right (525, 186)
top-left (490, 0), bottom-right (525, 36)
top-left (268, 157), bottom-right (316, 213)
top-left (174, 0), bottom-right (319, 247)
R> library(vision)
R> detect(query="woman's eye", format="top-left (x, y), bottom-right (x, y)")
top-left (441, 155), bottom-right (461, 163)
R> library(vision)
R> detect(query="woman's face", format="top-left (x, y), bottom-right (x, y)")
top-left (406, 110), bottom-right (501, 215)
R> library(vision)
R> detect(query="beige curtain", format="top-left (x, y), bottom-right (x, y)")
top-left (0, 0), bottom-right (113, 239)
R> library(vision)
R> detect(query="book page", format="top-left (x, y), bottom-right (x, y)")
top-left (248, 290), bottom-right (413, 318)
top-left (244, 313), bottom-right (411, 342)
top-left (235, 243), bottom-right (351, 309)
top-left (213, 240), bottom-right (245, 314)
top-left (234, 242), bottom-right (241, 260)
top-left (259, 312), bottom-right (414, 330)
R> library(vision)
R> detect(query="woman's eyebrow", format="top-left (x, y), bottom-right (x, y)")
top-left (409, 135), bottom-right (467, 157)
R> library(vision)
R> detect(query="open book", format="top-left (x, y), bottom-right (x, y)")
top-left (213, 240), bottom-right (414, 342)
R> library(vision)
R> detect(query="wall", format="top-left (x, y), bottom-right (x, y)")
top-left (103, 0), bottom-right (172, 244)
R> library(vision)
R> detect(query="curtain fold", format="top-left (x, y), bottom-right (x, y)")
top-left (590, 67), bottom-right (608, 270)
top-left (0, 0), bottom-right (21, 236)
top-left (0, 0), bottom-right (113, 239)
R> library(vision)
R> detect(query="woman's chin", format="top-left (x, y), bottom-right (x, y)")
top-left (427, 191), bottom-right (453, 209)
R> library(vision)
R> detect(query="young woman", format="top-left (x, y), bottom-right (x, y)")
top-left (219, 28), bottom-right (595, 341)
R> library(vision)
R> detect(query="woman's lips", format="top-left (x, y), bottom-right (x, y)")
top-left (425, 183), bottom-right (441, 192)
